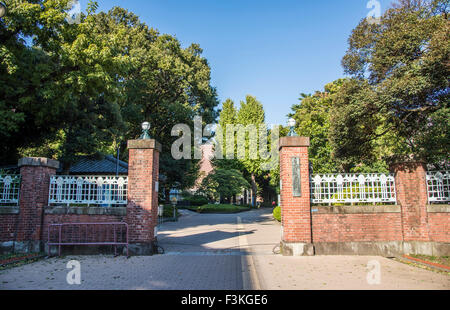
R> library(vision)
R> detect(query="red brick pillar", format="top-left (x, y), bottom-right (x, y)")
top-left (127, 139), bottom-right (161, 255)
top-left (17, 157), bottom-right (59, 253)
top-left (279, 137), bottom-right (314, 256)
top-left (390, 162), bottom-right (430, 243)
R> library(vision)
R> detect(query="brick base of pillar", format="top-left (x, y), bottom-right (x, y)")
top-left (0, 240), bottom-right (41, 255)
top-left (128, 242), bottom-right (159, 256)
top-left (280, 241), bottom-right (315, 256)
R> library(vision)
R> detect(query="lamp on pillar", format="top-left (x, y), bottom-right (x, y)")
top-left (287, 118), bottom-right (298, 137)
top-left (0, 2), bottom-right (7, 18)
top-left (140, 121), bottom-right (151, 140)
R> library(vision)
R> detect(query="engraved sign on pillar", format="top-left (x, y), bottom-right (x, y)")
top-left (292, 157), bottom-right (301, 197)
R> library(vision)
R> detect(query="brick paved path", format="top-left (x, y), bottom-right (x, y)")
top-left (0, 209), bottom-right (448, 290)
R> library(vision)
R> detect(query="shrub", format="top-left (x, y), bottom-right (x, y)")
top-left (188, 204), bottom-right (251, 214)
top-left (162, 205), bottom-right (180, 218)
top-left (273, 206), bottom-right (281, 222)
top-left (184, 194), bottom-right (209, 206)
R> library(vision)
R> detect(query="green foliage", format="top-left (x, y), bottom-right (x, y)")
top-left (200, 168), bottom-right (250, 201)
top-left (332, 1), bottom-right (449, 167)
top-left (214, 98), bottom-right (242, 171)
top-left (0, 1), bottom-right (219, 192)
top-left (273, 206), bottom-right (281, 222)
top-left (290, 78), bottom-right (390, 173)
top-left (236, 95), bottom-right (266, 177)
top-left (188, 204), bottom-right (251, 214)
top-left (183, 193), bottom-right (209, 206)
top-left (162, 205), bottom-right (180, 218)
top-left (291, 79), bottom-right (346, 173)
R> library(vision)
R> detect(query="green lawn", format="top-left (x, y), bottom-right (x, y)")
top-left (187, 204), bottom-right (252, 214)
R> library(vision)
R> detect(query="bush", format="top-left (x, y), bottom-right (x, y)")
top-left (188, 204), bottom-right (251, 214)
top-left (162, 205), bottom-right (180, 218)
top-left (273, 206), bottom-right (281, 222)
top-left (184, 194), bottom-right (209, 206)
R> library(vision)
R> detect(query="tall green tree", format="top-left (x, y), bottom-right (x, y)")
top-left (331, 0), bottom-right (449, 168)
top-left (291, 79), bottom-right (345, 173)
top-left (0, 2), bottom-right (220, 192)
top-left (90, 7), bottom-right (219, 192)
top-left (236, 95), bottom-right (266, 205)
top-left (0, 0), bottom-right (128, 168)
top-left (213, 98), bottom-right (242, 171)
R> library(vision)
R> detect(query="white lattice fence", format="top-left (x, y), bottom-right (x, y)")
top-left (0, 175), bottom-right (21, 205)
top-left (426, 171), bottom-right (450, 203)
top-left (310, 173), bottom-right (397, 205)
top-left (49, 176), bottom-right (128, 206)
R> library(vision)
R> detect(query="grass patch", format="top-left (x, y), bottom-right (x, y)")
top-left (187, 204), bottom-right (251, 214)
top-left (0, 253), bottom-right (46, 270)
top-left (409, 255), bottom-right (450, 268)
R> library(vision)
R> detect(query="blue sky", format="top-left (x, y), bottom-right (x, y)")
top-left (79, 0), bottom-right (391, 126)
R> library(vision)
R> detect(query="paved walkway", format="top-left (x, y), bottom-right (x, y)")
top-left (0, 209), bottom-right (448, 290)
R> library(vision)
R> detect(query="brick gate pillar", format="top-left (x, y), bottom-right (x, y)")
top-left (390, 161), bottom-right (430, 243)
top-left (17, 157), bottom-right (59, 253)
top-left (279, 137), bottom-right (314, 256)
top-left (127, 139), bottom-right (161, 255)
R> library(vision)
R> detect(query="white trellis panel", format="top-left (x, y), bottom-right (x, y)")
top-left (310, 173), bottom-right (397, 205)
top-left (426, 171), bottom-right (450, 203)
top-left (0, 175), bottom-right (21, 205)
top-left (48, 176), bottom-right (128, 206)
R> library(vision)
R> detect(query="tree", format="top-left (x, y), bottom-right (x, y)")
top-left (291, 79), bottom-right (346, 173)
top-left (0, 1), bottom-right (128, 169)
top-left (0, 2), bottom-right (220, 191)
top-left (90, 7), bottom-right (219, 191)
top-left (236, 95), bottom-right (266, 206)
top-left (200, 168), bottom-right (250, 203)
top-left (213, 98), bottom-right (242, 171)
top-left (331, 0), bottom-right (449, 168)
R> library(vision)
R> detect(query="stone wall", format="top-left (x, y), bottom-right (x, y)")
top-left (278, 136), bottom-right (450, 257)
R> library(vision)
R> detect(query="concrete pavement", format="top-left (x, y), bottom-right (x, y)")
top-left (0, 208), bottom-right (448, 290)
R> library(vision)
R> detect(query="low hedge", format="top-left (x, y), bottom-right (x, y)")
top-left (183, 195), bottom-right (209, 206)
top-left (188, 204), bottom-right (251, 214)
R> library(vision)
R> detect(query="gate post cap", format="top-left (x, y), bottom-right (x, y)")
top-left (18, 157), bottom-right (60, 169)
top-left (128, 139), bottom-right (162, 152)
top-left (279, 137), bottom-right (310, 150)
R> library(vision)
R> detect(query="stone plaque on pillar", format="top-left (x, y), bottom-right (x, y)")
top-left (292, 157), bottom-right (301, 197)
